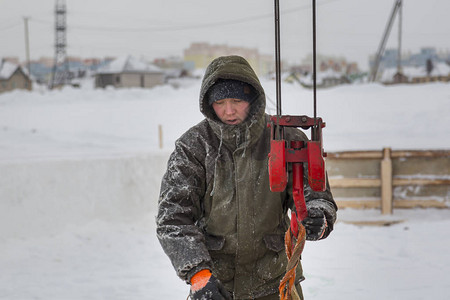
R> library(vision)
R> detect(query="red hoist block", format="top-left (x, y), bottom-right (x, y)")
top-left (292, 162), bottom-right (308, 221)
top-left (268, 139), bottom-right (287, 192)
top-left (307, 141), bottom-right (326, 192)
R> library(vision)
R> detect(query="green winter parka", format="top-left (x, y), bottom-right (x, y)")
top-left (156, 55), bottom-right (336, 299)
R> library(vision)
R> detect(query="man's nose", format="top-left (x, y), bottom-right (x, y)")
top-left (224, 102), bottom-right (235, 114)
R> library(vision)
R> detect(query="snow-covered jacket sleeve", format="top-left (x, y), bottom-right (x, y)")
top-left (156, 135), bottom-right (212, 282)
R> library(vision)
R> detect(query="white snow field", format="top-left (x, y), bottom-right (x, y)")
top-left (0, 79), bottom-right (449, 299)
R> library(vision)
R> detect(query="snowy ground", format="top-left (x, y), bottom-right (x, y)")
top-left (2, 209), bottom-right (450, 300)
top-left (0, 79), bottom-right (449, 299)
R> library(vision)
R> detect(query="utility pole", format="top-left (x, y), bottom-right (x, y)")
top-left (397, 2), bottom-right (402, 74)
top-left (23, 17), bottom-right (31, 76)
top-left (370, 0), bottom-right (403, 82)
top-left (50, 0), bottom-right (70, 89)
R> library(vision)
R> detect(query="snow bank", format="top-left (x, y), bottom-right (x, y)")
top-left (0, 151), bottom-right (170, 239)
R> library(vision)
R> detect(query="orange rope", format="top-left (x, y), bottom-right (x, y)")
top-left (279, 223), bottom-right (306, 300)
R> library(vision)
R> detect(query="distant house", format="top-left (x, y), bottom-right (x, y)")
top-left (298, 69), bottom-right (350, 88)
top-left (0, 60), bottom-right (32, 93)
top-left (95, 56), bottom-right (165, 89)
top-left (409, 62), bottom-right (450, 84)
top-left (381, 62), bottom-right (450, 84)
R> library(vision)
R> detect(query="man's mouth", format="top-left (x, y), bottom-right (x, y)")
top-left (226, 119), bottom-right (239, 125)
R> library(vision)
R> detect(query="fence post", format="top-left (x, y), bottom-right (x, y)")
top-left (158, 125), bottom-right (163, 149)
top-left (381, 147), bottom-right (393, 214)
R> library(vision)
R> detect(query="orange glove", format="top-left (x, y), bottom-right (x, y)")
top-left (191, 269), bottom-right (212, 292)
top-left (190, 269), bottom-right (232, 300)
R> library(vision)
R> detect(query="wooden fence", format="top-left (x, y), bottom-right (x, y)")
top-left (326, 148), bottom-right (450, 214)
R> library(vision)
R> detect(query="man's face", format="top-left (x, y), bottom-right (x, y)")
top-left (212, 98), bottom-right (250, 125)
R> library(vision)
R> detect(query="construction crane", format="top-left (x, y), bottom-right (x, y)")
top-left (370, 0), bottom-right (402, 82)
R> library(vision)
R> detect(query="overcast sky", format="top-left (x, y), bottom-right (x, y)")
top-left (1, 0), bottom-right (449, 70)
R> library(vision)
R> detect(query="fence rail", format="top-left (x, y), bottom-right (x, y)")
top-left (326, 148), bottom-right (450, 214)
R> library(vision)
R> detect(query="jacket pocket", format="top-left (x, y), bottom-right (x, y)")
top-left (263, 234), bottom-right (285, 252)
top-left (205, 234), bottom-right (235, 284)
top-left (205, 234), bottom-right (225, 251)
top-left (256, 234), bottom-right (287, 282)
top-left (211, 253), bottom-right (235, 284)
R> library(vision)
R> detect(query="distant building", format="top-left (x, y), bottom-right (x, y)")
top-left (153, 56), bottom-right (188, 79)
top-left (94, 56), bottom-right (165, 89)
top-left (29, 57), bottom-right (53, 84)
top-left (288, 54), bottom-right (359, 87)
top-left (369, 47), bottom-right (450, 72)
top-left (407, 47), bottom-right (444, 67)
top-left (29, 56), bottom-right (92, 85)
top-left (369, 49), bottom-right (402, 71)
top-left (0, 59), bottom-right (32, 93)
top-left (380, 62), bottom-right (450, 84)
top-left (300, 54), bottom-right (360, 75)
top-left (298, 68), bottom-right (351, 89)
top-left (153, 56), bottom-right (184, 70)
top-left (183, 42), bottom-right (273, 76)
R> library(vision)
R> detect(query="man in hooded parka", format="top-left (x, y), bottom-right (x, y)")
top-left (156, 55), bottom-right (337, 300)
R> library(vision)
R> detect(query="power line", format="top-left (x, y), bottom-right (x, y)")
top-left (30, 0), bottom-right (342, 34)
top-left (0, 22), bottom-right (22, 31)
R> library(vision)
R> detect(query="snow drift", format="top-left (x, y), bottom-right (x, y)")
top-left (0, 151), bottom-right (170, 239)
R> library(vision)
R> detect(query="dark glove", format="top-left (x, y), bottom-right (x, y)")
top-left (190, 269), bottom-right (232, 300)
top-left (302, 207), bottom-right (327, 241)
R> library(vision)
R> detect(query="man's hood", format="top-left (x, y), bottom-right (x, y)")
top-left (199, 55), bottom-right (266, 124)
